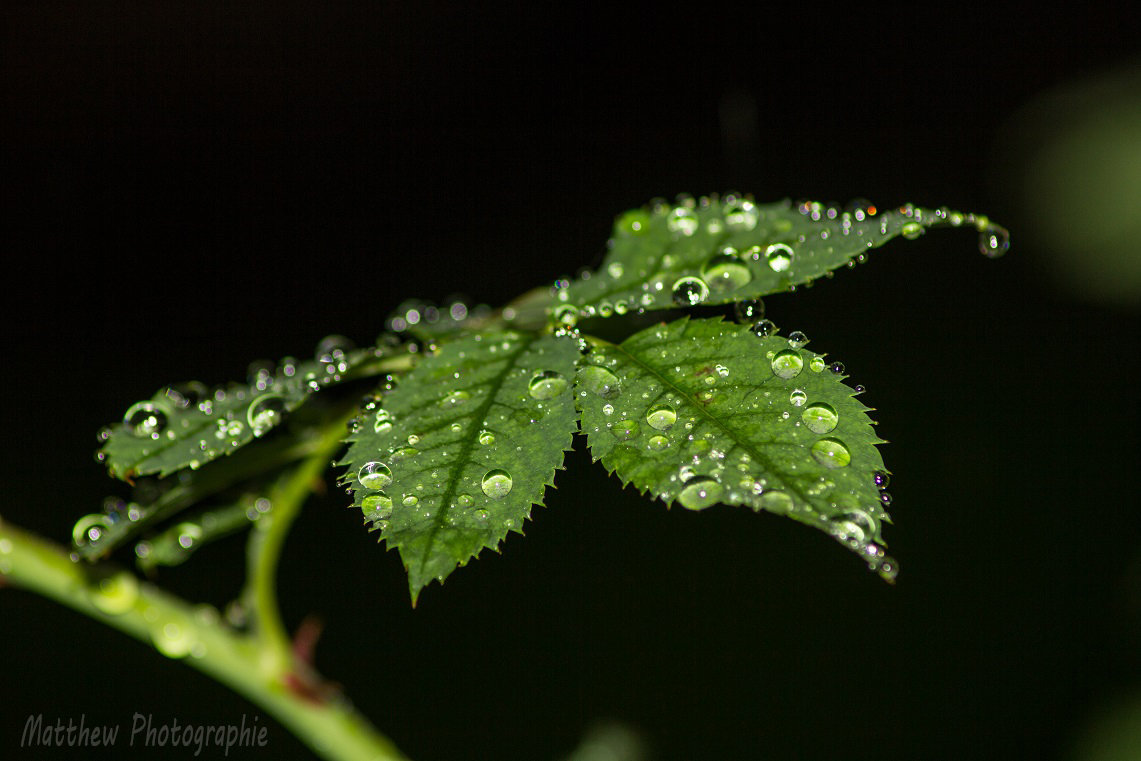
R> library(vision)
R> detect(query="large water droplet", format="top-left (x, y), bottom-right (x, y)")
top-left (358, 461), bottom-right (392, 489)
top-left (765, 243), bottom-right (793, 273)
top-left (978, 225), bottom-right (1010, 258)
top-left (771, 350), bottom-right (804, 379)
top-left (811, 437), bottom-right (851, 468)
top-left (802, 403), bottom-right (839, 434)
top-left (671, 276), bottom-right (710, 306)
top-left (247, 394), bottom-right (286, 436)
top-left (677, 476), bottom-right (723, 510)
top-left (646, 405), bottom-right (677, 431)
top-left (579, 365), bottom-right (622, 399)
top-left (702, 253), bottom-right (752, 294)
top-left (124, 402), bottom-right (169, 438)
top-left (481, 469), bottom-right (513, 499)
top-left (611, 419), bottom-right (640, 440)
top-left (528, 370), bottom-right (568, 400)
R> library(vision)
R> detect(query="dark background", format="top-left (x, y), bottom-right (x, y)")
top-left (2, 3), bottom-right (1139, 760)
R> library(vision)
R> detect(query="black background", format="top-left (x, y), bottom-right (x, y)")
top-left (2, 3), bottom-right (1139, 760)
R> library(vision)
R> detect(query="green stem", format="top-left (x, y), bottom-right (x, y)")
top-left (0, 518), bottom-right (409, 761)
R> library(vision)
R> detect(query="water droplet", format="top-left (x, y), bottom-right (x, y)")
top-left (900, 222), bottom-right (924, 239)
top-left (880, 491), bottom-right (893, 507)
top-left (873, 470), bottom-right (891, 489)
top-left (602, 403), bottom-right (615, 416)
top-left (667, 207), bottom-right (699, 236)
top-left (612, 419), bottom-right (640, 440)
top-left (177, 523), bottom-right (202, 549)
top-left (361, 493), bottom-right (393, 518)
top-left (153, 620), bottom-right (194, 659)
top-left (877, 557), bottom-right (899, 583)
top-left (72, 514), bottom-right (111, 550)
top-left (829, 361), bottom-right (846, 374)
top-left (402, 495), bottom-right (419, 507)
top-left (733, 299), bottom-right (765, 324)
top-left (450, 422), bottom-right (462, 433)
top-left (478, 430), bottom-right (495, 446)
top-left (648, 435), bottom-right (670, 450)
top-left (646, 405), bottom-right (677, 431)
top-left (440, 390), bottom-right (471, 407)
top-left (124, 402), bottom-right (169, 438)
top-left (978, 225), bottom-right (1010, 258)
top-left (771, 350), bottom-right (804, 379)
top-left (701, 253), bottom-right (752, 294)
top-left (390, 447), bottom-right (418, 462)
top-left (811, 437), bottom-right (851, 468)
top-left (373, 410), bottom-right (394, 433)
top-left (358, 461), bottom-right (392, 489)
top-left (789, 389), bottom-right (807, 407)
top-left (829, 511), bottom-right (878, 543)
top-left (481, 469), bottom-right (513, 499)
top-left (671, 276), bottom-right (710, 306)
top-left (750, 319), bottom-right (777, 337)
top-left (677, 476), bottom-right (723, 510)
top-left (247, 394), bottom-right (286, 436)
top-left (723, 198), bottom-right (758, 230)
top-left (787, 331), bottom-right (809, 349)
top-left (765, 243), bottom-right (793, 273)
top-left (760, 490), bottom-right (794, 513)
top-left (553, 304), bottom-right (578, 328)
top-left (89, 573), bottom-right (140, 616)
top-left (579, 365), bottom-right (622, 399)
top-left (802, 403), bottom-right (839, 434)
top-left (457, 494), bottom-right (475, 508)
top-left (809, 356), bottom-right (826, 373)
top-left (528, 370), bottom-right (568, 400)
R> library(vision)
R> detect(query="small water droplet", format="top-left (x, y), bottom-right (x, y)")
top-left (873, 470), bottom-right (891, 489)
top-left (733, 299), bottom-right (765, 324)
top-left (646, 405), bottom-right (677, 431)
top-left (809, 356), bottom-right (826, 372)
top-left (361, 493), bottom-right (393, 518)
top-left (750, 319), bottom-right (777, 337)
top-left (828, 361), bottom-right (845, 374)
top-left (390, 447), bottom-right (418, 461)
top-left (671, 276), bottom-right (710, 306)
top-left (579, 365), bottom-right (622, 399)
top-left (373, 410), bottom-right (394, 433)
top-left (124, 402), bottom-right (169, 438)
top-left (879, 491), bottom-right (893, 507)
top-left (787, 331), bottom-right (809, 349)
top-left (723, 197), bottom-right (758, 230)
top-left (481, 469), bottom-right (513, 499)
top-left (789, 389), bottom-right (807, 407)
top-left (648, 435), bottom-right (670, 450)
top-left (402, 495), bottom-right (419, 507)
top-left (457, 494), bottom-right (475, 508)
top-left (153, 620), bottom-right (194, 659)
top-left (978, 225), bottom-right (1010, 258)
top-left (611, 419), bottom-right (640, 440)
top-left (771, 350), bottom-right (804, 379)
top-left (760, 490), bottom-right (794, 513)
top-left (528, 370), bottom-right (568, 400)
top-left (900, 222), bottom-right (924, 239)
top-left (89, 573), bottom-right (140, 616)
top-left (701, 252), bottom-right (753, 294)
top-left (802, 403), bottom-right (839, 434)
top-left (811, 437), bottom-right (851, 468)
top-left (247, 394), bottom-right (286, 436)
top-left (677, 476), bottom-right (723, 510)
top-left (478, 430), bottom-right (495, 446)
top-left (553, 304), bottom-right (578, 327)
top-left (667, 206), bottom-right (699, 236)
top-left (358, 461), bottom-right (393, 489)
top-left (765, 243), bottom-right (793, 273)
top-left (440, 390), bottom-right (471, 407)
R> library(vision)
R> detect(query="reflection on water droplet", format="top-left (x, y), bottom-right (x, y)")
top-left (358, 461), bottom-right (392, 489)
top-left (678, 476), bottom-right (723, 510)
top-left (901, 222), bottom-right (924, 239)
top-left (528, 370), bottom-right (568, 400)
top-left (579, 365), bottom-right (622, 399)
top-left (771, 350), bottom-right (804, 379)
top-left (765, 243), bottom-right (793, 272)
top-left (978, 225), bottom-right (1010, 258)
top-left (648, 435), bottom-right (670, 451)
top-left (611, 419), bottom-right (639, 440)
top-left (733, 299), bottom-right (765, 324)
top-left (750, 319), bottom-right (777, 337)
top-left (124, 402), bottom-right (169, 437)
top-left (802, 403), bottom-right (839, 434)
top-left (481, 469), bottom-right (513, 499)
top-left (811, 437), bottom-right (851, 468)
top-left (702, 253), bottom-right (752, 294)
top-left (646, 405), bottom-right (677, 431)
top-left (671, 276), bottom-right (710, 306)
top-left (247, 394), bottom-right (286, 436)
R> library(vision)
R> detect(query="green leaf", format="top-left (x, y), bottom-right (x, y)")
top-left (556, 195), bottom-right (1008, 320)
top-left (98, 345), bottom-right (396, 480)
top-left (341, 330), bottom-right (580, 602)
top-left (575, 317), bottom-right (896, 580)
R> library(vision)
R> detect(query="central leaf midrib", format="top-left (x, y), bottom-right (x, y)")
top-left (413, 334), bottom-right (536, 577)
